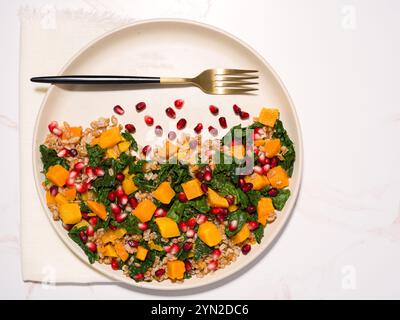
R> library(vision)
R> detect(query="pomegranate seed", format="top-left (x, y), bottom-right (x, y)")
top-left (69, 149), bottom-right (78, 157)
top-left (48, 121), bottom-right (58, 133)
top-left (52, 127), bottom-right (63, 137)
top-left (212, 249), bottom-right (221, 258)
top-left (133, 273), bottom-right (144, 281)
top-left (210, 207), bottom-right (223, 215)
top-left (138, 222), bottom-right (148, 231)
top-left (262, 164), bottom-right (271, 174)
top-left (225, 195), bottom-right (235, 206)
top-left (242, 183), bottom-right (253, 192)
top-left (111, 203), bottom-right (121, 215)
top-left (270, 157), bottom-right (279, 168)
top-left (125, 123), bottom-right (136, 133)
top-left (113, 105), bottom-right (124, 115)
top-left (111, 258), bottom-right (119, 270)
top-left (218, 117), bottom-right (227, 129)
top-left (116, 173), bottom-right (125, 181)
top-left (118, 194), bottom-right (128, 207)
top-left (170, 244), bottom-right (180, 255)
top-left (109, 225), bottom-right (117, 231)
top-left (155, 269), bottom-right (165, 277)
top-left (200, 183), bottom-right (208, 193)
top-left (62, 223), bottom-right (73, 231)
top-left (176, 118), bottom-right (187, 130)
top-left (209, 105), bottom-right (219, 115)
top-left (85, 166), bottom-right (94, 177)
top-left (179, 222), bottom-right (188, 232)
top-left (178, 192), bottom-right (188, 202)
top-left (108, 191), bottom-right (116, 202)
top-left (239, 111), bottom-right (250, 120)
top-left (208, 260), bottom-right (218, 271)
top-left (94, 167), bottom-right (105, 177)
top-left (196, 214), bottom-right (207, 224)
top-left (168, 131), bottom-right (177, 140)
top-left (57, 148), bottom-right (69, 158)
top-left (186, 229), bottom-right (195, 238)
top-left (246, 205), bottom-right (256, 213)
top-left (66, 177), bottom-right (75, 187)
top-left (174, 99), bottom-right (184, 109)
top-left (68, 170), bottom-right (78, 179)
top-left (233, 104), bottom-right (241, 115)
top-left (228, 220), bottom-right (238, 231)
top-left (144, 115), bottom-right (154, 126)
top-left (185, 261), bottom-right (192, 271)
top-left (155, 125), bottom-right (163, 136)
top-left (195, 171), bottom-right (204, 181)
top-left (115, 186), bottom-right (125, 197)
top-left (254, 148), bottom-right (260, 156)
top-left (165, 107), bottom-right (176, 119)
top-left (73, 162), bottom-right (85, 172)
top-left (142, 145), bottom-right (152, 156)
top-left (81, 212), bottom-right (89, 220)
top-left (253, 165), bottom-right (263, 175)
top-left (115, 212), bottom-right (127, 223)
top-left (268, 188), bottom-right (278, 197)
top-left (194, 123), bottom-right (203, 134)
top-left (154, 207), bottom-right (167, 217)
top-left (208, 126), bottom-right (218, 136)
top-left (49, 185), bottom-right (58, 197)
top-left (183, 242), bottom-right (193, 252)
top-left (135, 102), bottom-right (146, 112)
top-left (238, 178), bottom-right (245, 187)
top-left (203, 171), bottom-right (212, 182)
top-left (86, 225), bottom-right (95, 237)
top-left (79, 231), bottom-right (88, 243)
top-left (216, 212), bottom-right (228, 223)
top-left (128, 240), bottom-right (139, 248)
top-left (75, 182), bottom-right (88, 193)
top-left (248, 221), bottom-right (259, 231)
top-left (241, 244), bottom-right (251, 255)
top-left (164, 245), bottom-right (171, 253)
top-left (129, 197), bottom-right (138, 208)
top-left (88, 217), bottom-right (97, 226)
top-left (187, 218), bottom-right (197, 228)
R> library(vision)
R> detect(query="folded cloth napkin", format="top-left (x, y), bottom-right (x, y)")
top-left (20, 7), bottom-right (134, 283)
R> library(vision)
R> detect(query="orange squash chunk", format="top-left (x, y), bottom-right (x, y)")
top-left (55, 193), bottom-right (68, 206)
top-left (244, 173), bottom-right (269, 190)
top-left (207, 188), bottom-right (229, 208)
top-left (258, 108), bottom-right (279, 127)
top-left (46, 165), bottom-right (69, 187)
top-left (59, 203), bottom-right (82, 225)
top-left (46, 190), bottom-right (56, 205)
top-left (257, 197), bottom-right (275, 226)
top-left (133, 199), bottom-right (157, 222)
top-left (101, 228), bottom-right (127, 244)
top-left (152, 181), bottom-right (176, 204)
top-left (231, 224), bottom-right (250, 244)
top-left (62, 187), bottom-right (76, 201)
top-left (99, 244), bottom-right (118, 257)
top-left (264, 139), bottom-right (281, 158)
top-left (198, 221), bottom-right (222, 247)
top-left (87, 200), bottom-right (108, 220)
top-left (98, 127), bottom-right (122, 149)
top-left (114, 241), bottom-right (129, 262)
top-left (167, 260), bottom-right (186, 280)
top-left (267, 166), bottom-right (289, 189)
top-left (62, 126), bottom-right (82, 140)
top-left (181, 179), bottom-right (204, 200)
top-left (136, 246), bottom-right (148, 261)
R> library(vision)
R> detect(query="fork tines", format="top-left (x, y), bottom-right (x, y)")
top-left (214, 69), bottom-right (259, 94)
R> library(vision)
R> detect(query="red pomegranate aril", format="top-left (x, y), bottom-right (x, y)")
top-left (155, 269), bottom-right (165, 277)
top-left (262, 164), bottom-right (271, 174)
top-left (49, 185), bottom-right (58, 197)
top-left (142, 145), bottom-right (152, 156)
top-left (186, 229), bottom-right (195, 238)
top-left (111, 203), bottom-right (121, 215)
top-left (183, 242), bottom-right (193, 252)
top-left (155, 125), bottom-right (163, 136)
top-left (208, 260), bottom-right (218, 271)
top-left (128, 240), bottom-right (139, 248)
top-left (194, 123), bottom-right (203, 134)
top-left (81, 212), bottom-right (89, 220)
top-left (270, 157), bottom-right (279, 168)
top-left (118, 194), bottom-right (128, 207)
top-left (179, 222), bottom-right (188, 232)
top-left (69, 149), bottom-right (78, 157)
top-left (113, 105), bottom-right (124, 115)
top-left (165, 107), bottom-right (176, 119)
top-left (48, 121), bottom-right (58, 133)
top-left (133, 273), bottom-right (144, 281)
top-left (174, 99), bottom-right (184, 109)
top-left (88, 217), bottom-right (98, 226)
top-left (248, 221), bottom-right (259, 231)
top-left (195, 171), bottom-right (204, 181)
top-left (228, 220), bottom-right (238, 231)
top-left (79, 231), bottom-right (88, 243)
top-left (86, 225), bottom-right (95, 237)
top-left (242, 183), bottom-right (253, 192)
top-left (108, 191), bottom-right (116, 202)
top-left (253, 165), bottom-right (263, 175)
top-left (138, 222), bottom-right (148, 231)
top-left (197, 214), bottom-right (207, 224)
top-left (62, 223), bottom-right (73, 231)
top-left (57, 148), bottom-right (69, 158)
top-left (203, 170), bottom-right (212, 182)
top-left (238, 178), bottom-right (245, 187)
top-left (218, 117), bottom-right (227, 129)
top-left (115, 186), bottom-right (125, 197)
top-left (170, 244), bottom-right (180, 255)
top-left (212, 249), bottom-right (221, 258)
top-left (246, 205), bottom-right (256, 213)
top-left (109, 225), bottom-right (117, 231)
top-left (111, 258), bottom-right (119, 270)
top-left (168, 131), bottom-right (177, 140)
top-left (125, 123), bottom-right (136, 133)
top-left (216, 212), bottom-right (228, 223)
top-left (225, 195), bottom-right (235, 206)
top-left (128, 197), bottom-right (138, 208)
top-left (73, 162), bottom-right (85, 172)
top-left (178, 192), bottom-right (188, 202)
top-left (94, 167), bottom-right (105, 177)
top-left (208, 126), bottom-right (218, 136)
top-left (164, 245), bottom-right (171, 253)
top-left (154, 207), bottom-right (167, 217)
top-left (69, 170), bottom-right (78, 179)
top-left (66, 177), bottom-right (76, 187)
top-left (52, 127), bottom-right (63, 137)
top-left (267, 188), bottom-right (278, 197)
top-left (210, 207), bottom-right (223, 215)
top-left (116, 172), bottom-right (125, 181)
top-left (241, 244), bottom-right (251, 255)
top-left (85, 166), bottom-right (94, 177)
top-left (115, 212), bottom-right (127, 223)
top-left (187, 217), bottom-right (197, 228)
top-left (176, 118), bottom-right (187, 130)
top-left (200, 183), bottom-right (208, 193)
top-left (209, 105), bottom-right (219, 115)
top-left (239, 111), bottom-right (250, 120)
top-left (144, 115), bottom-right (154, 126)
top-left (233, 104), bottom-right (241, 115)
top-left (185, 260), bottom-right (192, 271)
top-left (75, 182), bottom-right (88, 194)
top-left (135, 102), bottom-right (146, 112)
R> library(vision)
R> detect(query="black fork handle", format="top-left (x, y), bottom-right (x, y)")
top-left (30, 75), bottom-right (161, 85)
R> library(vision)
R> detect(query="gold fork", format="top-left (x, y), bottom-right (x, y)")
top-left (31, 68), bottom-right (259, 95)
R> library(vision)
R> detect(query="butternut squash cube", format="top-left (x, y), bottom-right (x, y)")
top-left (114, 240), bottom-right (129, 262)
top-left (207, 188), bottom-right (229, 208)
top-left (90, 137), bottom-right (100, 146)
top-left (257, 197), bottom-right (275, 226)
top-left (101, 228), bottom-right (127, 244)
top-left (59, 203), bottom-right (81, 225)
top-left (167, 260), bottom-right (186, 280)
top-left (231, 144), bottom-right (245, 159)
top-left (73, 219), bottom-right (89, 230)
top-left (244, 173), bottom-right (270, 190)
top-left (231, 224), bottom-right (250, 244)
top-left (264, 139), bottom-right (281, 158)
top-left (267, 166), bottom-right (289, 189)
top-left (46, 165), bottom-right (69, 187)
top-left (259, 108), bottom-right (279, 127)
top-left (106, 148), bottom-right (119, 159)
top-left (46, 190), bottom-right (56, 205)
top-left (133, 199), bottom-right (157, 222)
top-left (118, 141), bottom-right (131, 153)
top-left (62, 126), bottom-right (82, 140)
top-left (155, 217), bottom-right (180, 238)
top-left (99, 127), bottom-right (122, 149)
top-left (198, 221), bottom-right (222, 247)
top-left (148, 240), bottom-right (163, 251)
top-left (87, 200), bottom-right (107, 220)
top-left (181, 179), bottom-right (204, 200)
top-left (99, 244), bottom-right (118, 258)
top-left (62, 187), bottom-right (76, 201)
top-left (152, 181), bottom-right (176, 204)
top-left (55, 193), bottom-right (68, 206)
top-left (228, 205), bottom-right (238, 212)
top-left (254, 139), bottom-right (265, 147)
top-left (122, 175), bottom-right (138, 195)
top-left (136, 246), bottom-right (148, 261)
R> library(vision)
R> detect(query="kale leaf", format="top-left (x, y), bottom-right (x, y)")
top-left (167, 200), bottom-right (185, 223)
top-left (128, 250), bottom-right (157, 279)
top-left (272, 119), bottom-right (295, 177)
top-left (272, 189), bottom-right (291, 211)
top-left (111, 214), bottom-right (142, 234)
top-left (39, 145), bottom-right (69, 171)
top-left (86, 144), bottom-right (105, 167)
top-left (68, 227), bottom-right (98, 264)
top-left (253, 224), bottom-right (265, 244)
top-left (194, 238), bottom-right (212, 260)
top-left (121, 131), bottom-right (138, 151)
top-left (225, 210), bottom-right (250, 237)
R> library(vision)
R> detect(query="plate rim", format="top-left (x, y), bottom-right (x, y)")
top-left (32, 18), bottom-right (303, 291)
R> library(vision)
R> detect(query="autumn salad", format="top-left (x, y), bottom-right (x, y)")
top-left (40, 101), bottom-right (295, 283)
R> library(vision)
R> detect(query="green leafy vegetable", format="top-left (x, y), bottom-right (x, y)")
top-left (86, 144), bottom-right (105, 167)
top-left (253, 224), bottom-right (265, 244)
top-left (111, 214), bottom-right (142, 234)
top-left (121, 131), bottom-right (138, 151)
top-left (272, 189), bottom-right (291, 211)
top-left (128, 250), bottom-right (157, 279)
top-left (39, 145), bottom-right (69, 171)
top-left (209, 176), bottom-right (249, 209)
top-left (167, 200), bottom-right (185, 223)
top-left (133, 173), bottom-right (157, 192)
top-left (225, 210), bottom-right (249, 237)
top-left (129, 159), bottom-right (147, 174)
top-left (188, 196), bottom-right (210, 213)
top-left (272, 120), bottom-right (295, 176)
top-left (114, 152), bottom-right (135, 174)
top-left (194, 238), bottom-right (212, 260)
top-left (68, 227), bottom-right (98, 264)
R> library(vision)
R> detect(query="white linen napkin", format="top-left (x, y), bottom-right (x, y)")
top-left (19, 7), bottom-right (134, 283)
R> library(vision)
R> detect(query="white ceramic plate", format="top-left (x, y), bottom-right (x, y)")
top-left (33, 19), bottom-right (303, 290)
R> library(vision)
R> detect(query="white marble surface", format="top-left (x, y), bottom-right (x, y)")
top-left (1, 0), bottom-right (400, 299)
